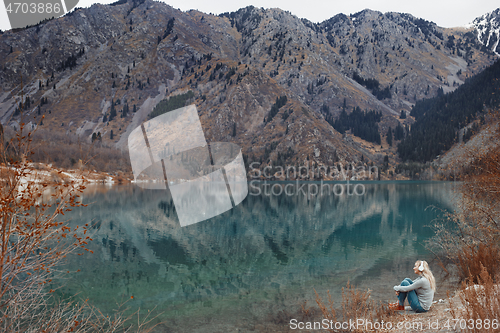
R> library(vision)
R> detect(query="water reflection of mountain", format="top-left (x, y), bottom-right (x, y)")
top-left (58, 182), bottom-right (457, 328)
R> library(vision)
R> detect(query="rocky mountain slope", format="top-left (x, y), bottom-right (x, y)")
top-left (0, 1), bottom-right (498, 175)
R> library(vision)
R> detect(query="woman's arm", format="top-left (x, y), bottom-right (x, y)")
top-left (393, 278), bottom-right (427, 292)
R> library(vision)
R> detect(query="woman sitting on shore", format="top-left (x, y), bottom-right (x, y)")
top-left (389, 260), bottom-right (436, 312)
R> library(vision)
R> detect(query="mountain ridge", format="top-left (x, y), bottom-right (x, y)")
top-left (0, 1), bottom-right (498, 177)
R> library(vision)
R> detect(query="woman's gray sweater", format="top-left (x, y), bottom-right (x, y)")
top-left (393, 276), bottom-right (434, 310)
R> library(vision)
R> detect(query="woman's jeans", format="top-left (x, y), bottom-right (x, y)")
top-left (397, 278), bottom-right (427, 313)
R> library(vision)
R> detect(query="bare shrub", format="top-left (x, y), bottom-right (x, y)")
top-left (315, 290), bottom-right (338, 332)
top-left (340, 281), bottom-right (373, 323)
top-left (300, 300), bottom-right (317, 322)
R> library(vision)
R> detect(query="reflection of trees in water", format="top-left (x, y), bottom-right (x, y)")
top-left (61, 183), bottom-right (456, 314)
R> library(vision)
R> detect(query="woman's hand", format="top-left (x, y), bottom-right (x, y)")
top-left (395, 291), bottom-right (400, 296)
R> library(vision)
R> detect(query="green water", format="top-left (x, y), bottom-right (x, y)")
top-left (55, 181), bottom-right (458, 331)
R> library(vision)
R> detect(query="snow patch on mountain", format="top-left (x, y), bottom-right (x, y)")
top-left (470, 8), bottom-right (500, 56)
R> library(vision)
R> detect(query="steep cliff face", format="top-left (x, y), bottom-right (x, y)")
top-left (0, 1), bottom-right (497, 172)
top-left (470, 8), bottom-right (500, 55)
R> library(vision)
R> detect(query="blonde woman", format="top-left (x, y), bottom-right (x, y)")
top-left (389, 260), bottom-right (436, 312)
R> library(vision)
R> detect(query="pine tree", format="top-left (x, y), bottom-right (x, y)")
top-left (394, 123), bottom-right (405, 140)
top-left (109, 100), bottom-right (117, 121)
top-left (122, 103), bottom-right (129, 117)
top-left (387, 127), bottom-right (393, 146)
top-left (0, 123), bottom-right (3, 157)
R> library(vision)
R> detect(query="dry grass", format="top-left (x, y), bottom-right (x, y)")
top-left (450, 266), bottom-right (500, 333)
top-left (457, 243), bottom-right (500, 284)
top-left (315, 281), bottom-right (398, 333)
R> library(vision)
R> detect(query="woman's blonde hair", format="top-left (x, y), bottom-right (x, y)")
top-left (416, 260), bottom-right (436, 291)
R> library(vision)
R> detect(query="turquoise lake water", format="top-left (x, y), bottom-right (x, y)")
top-left (55, 181), bottom-right (459, 331)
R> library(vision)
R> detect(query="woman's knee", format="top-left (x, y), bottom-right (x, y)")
top-left (400, 278), bottom-right (412, 286)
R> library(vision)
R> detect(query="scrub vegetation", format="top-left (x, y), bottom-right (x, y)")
top-left (314, 282), bottom-right (397, 333)
top-left (430, 112), bottom-right (500, 331)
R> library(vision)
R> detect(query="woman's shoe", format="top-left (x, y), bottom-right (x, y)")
top-left (388, 302), bottom-right (404, 311)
